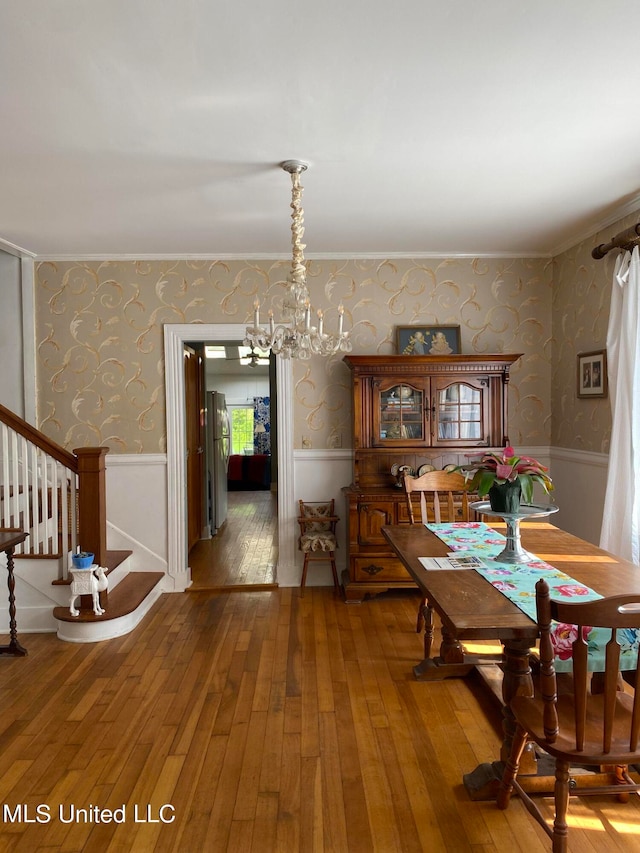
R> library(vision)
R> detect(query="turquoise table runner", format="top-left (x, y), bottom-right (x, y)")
top-left (426, 521), bottom-right (640, 672)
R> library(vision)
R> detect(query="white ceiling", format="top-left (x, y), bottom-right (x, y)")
top-left (2, 1), bottom-right (640, 259)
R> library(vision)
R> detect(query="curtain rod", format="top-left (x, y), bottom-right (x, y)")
top-left (592, 222), bottom-right (640, 259)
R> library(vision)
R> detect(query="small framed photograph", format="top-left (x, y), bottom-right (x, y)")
top-left (577, 350), bottom-right (608, 398)
top-left (396, 325), bottom-right (461, 355)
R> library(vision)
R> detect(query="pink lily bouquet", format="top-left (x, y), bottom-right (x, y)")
top-left (455, 446), bottom-right (553, 504)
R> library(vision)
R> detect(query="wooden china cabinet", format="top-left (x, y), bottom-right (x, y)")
top-left (341, 354), bottom-right (522, 602)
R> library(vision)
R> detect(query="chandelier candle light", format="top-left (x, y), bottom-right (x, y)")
top-left (245, 160), bottom-right (352, 359)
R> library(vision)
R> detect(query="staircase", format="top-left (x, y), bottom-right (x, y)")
top-left (53, 551), bottom-right (164, 642)
top-left (0, 404), bottom-right (166, 643)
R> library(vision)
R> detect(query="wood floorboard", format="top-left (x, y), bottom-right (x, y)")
top-left (4, 588), bottom-right (640, 850)
top-left (188, 490), bottom-right (278, 590)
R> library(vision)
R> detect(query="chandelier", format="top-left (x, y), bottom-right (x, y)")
top-left (245, 160), bottom-right (352, 359)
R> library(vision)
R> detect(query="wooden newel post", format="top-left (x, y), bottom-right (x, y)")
top-left (74, 447), bottom-right (109, 566)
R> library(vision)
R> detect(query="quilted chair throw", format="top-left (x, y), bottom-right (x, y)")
top-left (299, 502), bottom-right (337, 552)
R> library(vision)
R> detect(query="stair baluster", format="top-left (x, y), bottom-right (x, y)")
top-left (0, 403), bottom-right (108, 578)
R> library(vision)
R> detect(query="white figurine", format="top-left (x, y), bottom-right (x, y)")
top-left (69, 566), bottom-right (109, 616)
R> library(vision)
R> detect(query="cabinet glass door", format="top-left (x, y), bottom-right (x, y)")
top-left (435, 382), bottom-right (482, 441)
top-left (378, 383), bottom-right (425, 442)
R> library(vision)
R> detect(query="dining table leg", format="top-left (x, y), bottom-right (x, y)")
top-left (463, 637), bottom-right (535, 799)
top-left (413, 623), bottom-right (475, 680)
top-left (413, 623), bottom-right (497, 680)
top-left (500, 639), bottom-right (535, 764)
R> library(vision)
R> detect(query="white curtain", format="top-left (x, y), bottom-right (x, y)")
top-left (600, 246), bottom-right (640, 564)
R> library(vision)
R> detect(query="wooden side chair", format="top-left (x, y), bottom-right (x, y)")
top-left (403, 470), bottom-right (472, 657)
top-left (297, 499), bottom-right (341, 594)
top-left (497, 578), bottom-right (640, 853)
top-left (404, 469), bottom-right (471, 526)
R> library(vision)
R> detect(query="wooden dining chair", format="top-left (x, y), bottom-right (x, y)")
top-left (403, 470), bottom-right (473, 657)
top-left (497, 578), bottom-right (640, 853)
top-left (297, 499), bottom-right (341, 595)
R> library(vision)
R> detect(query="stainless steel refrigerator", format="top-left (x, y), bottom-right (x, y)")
top-left (206, 391), bottom-right (230, 534)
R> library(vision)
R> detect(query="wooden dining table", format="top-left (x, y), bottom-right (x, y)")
top-left (382, 519), bottom-right (640, 799)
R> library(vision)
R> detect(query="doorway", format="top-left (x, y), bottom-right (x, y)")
top-left (164, 323), bottom-right (296, 593)
top-left (190, 338), bottom-right (276, 588)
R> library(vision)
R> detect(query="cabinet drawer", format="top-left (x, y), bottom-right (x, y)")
top-left (353, 556), bottom-right (413, 583)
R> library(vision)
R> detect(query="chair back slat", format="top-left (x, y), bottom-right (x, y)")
top-left (421, 491), bottom-right (430, 523)
top-left (571, 627), bottom-right (589, 751)
top-left (603, 635), bottom-right (622, 753)
top-left (535, 579), bottom-right (559, 741)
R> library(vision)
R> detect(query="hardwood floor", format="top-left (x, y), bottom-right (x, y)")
top-left (189, 490), bottom-right (278, 590)
top-left (3, 588), bottom-right (640, 851)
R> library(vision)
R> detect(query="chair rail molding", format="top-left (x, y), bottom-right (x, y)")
top-left (164, 324), bottom-right (294, 589)
top-left (549, 445), bottom-right (609, 468)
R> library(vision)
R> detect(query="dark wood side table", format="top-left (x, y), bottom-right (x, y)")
top-left (0, 530), bottom-right (29, 657)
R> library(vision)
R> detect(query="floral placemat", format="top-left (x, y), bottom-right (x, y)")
top-left (426, 522), bottom-right (639, 672)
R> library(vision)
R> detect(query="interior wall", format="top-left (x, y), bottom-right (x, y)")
top-left (205, 371), bottom-right (269, 402)
top-left (206, 372), bottom-right (271, 460)
top-left (548, 207), bottom-right (640, 549)
top-left (33, 257), bottom-right (553, 454)
top-left (551, 207), bottom-right (640, 454)
top-left (24, 229), bottom-right (640, 570)
top-left (549, 447), bottom-right (608, 545)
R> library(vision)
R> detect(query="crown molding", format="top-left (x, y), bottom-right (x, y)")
top-left (549, 192), bottom-right (640, 257)
top-left (0, 237), bottom-right (36, 258)
top-left (34, 250), bottom-right (551, 263)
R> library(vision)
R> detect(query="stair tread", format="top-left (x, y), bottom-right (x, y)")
top-left (54, 571), bottom-right (163, 623)
top-left (102, 550), bottom-right (134, 571)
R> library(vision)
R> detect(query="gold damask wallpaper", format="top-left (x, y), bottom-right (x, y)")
top-left (551, 211), bottom-right (640, 454)
top-left (34, 257), bottom-right (554, 453)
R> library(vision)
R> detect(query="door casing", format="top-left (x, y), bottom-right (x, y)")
top-left (164, 323), bottom-right (294, 589)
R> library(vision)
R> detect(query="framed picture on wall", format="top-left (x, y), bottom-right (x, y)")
top-left (396, 325), bottom-right (461, 356)
top-left (577, 350), bottom-right (608, 398)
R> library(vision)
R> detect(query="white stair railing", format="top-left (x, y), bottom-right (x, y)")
top-left (0, 420), bottom-right (78, 576)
